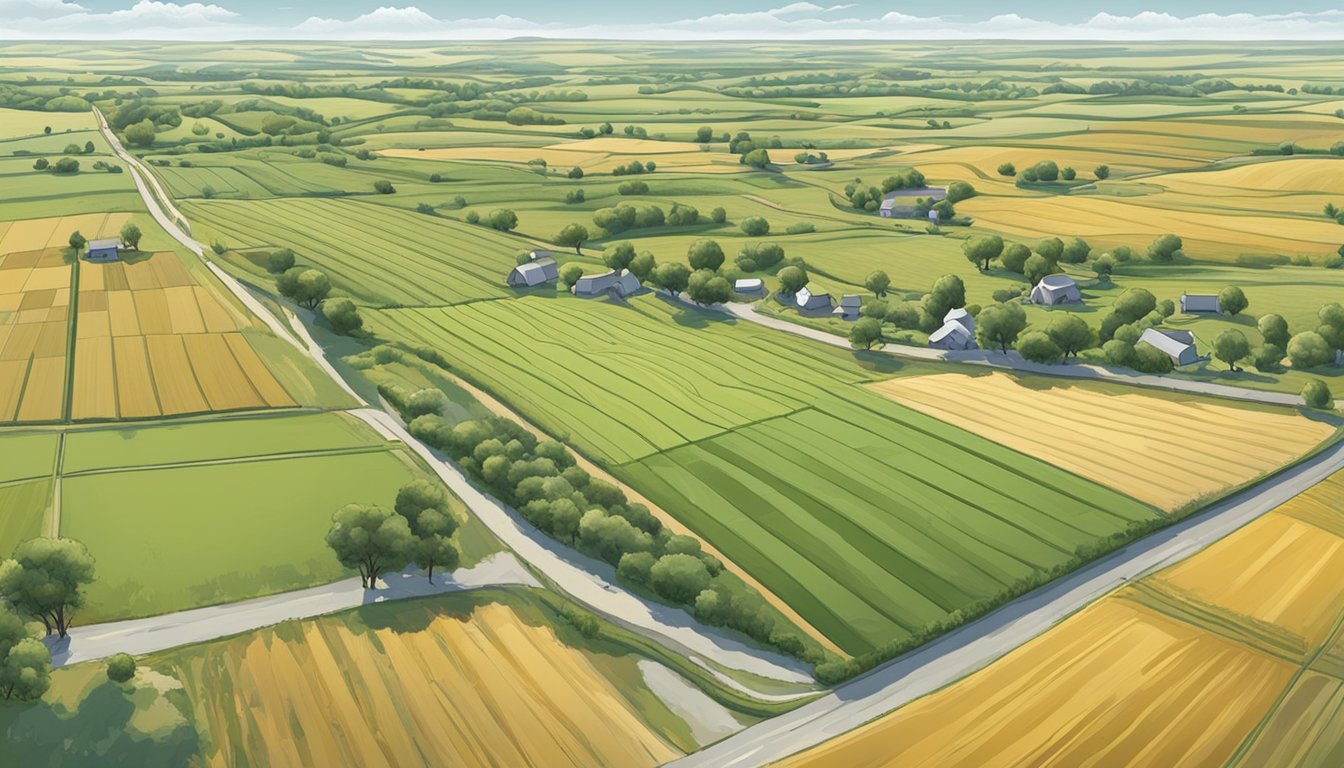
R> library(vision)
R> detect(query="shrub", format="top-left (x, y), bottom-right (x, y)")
top-left (266, 248), bottom-right (295, 273)
top-left (649, 554), bottom-right (712, 603)
top-left (373, 180), bottom-right (396, 194)
top-left (1288, 331), bottom-right (1335, 369)
top-left (321, 297), bottom-right (363, 335)
top-left (709, 207), bottom-right (727, 224)
top-left (785, 222), bottom-right (815, 235)
top-left (106, 653), bottom-right (136, 683)
top-left (617, 180), bottom-right (648, 195)
top-left (1302, 379), bottom-right (1334, 409)
top-left (739, 216), bottom-right (770, 236)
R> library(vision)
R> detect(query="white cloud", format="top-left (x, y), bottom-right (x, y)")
top-left (9, 2), bottom-right (1344, 40)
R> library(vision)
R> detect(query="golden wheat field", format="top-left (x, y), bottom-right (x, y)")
top-left (777, 599), bottom-right (1294, 768)
top-left (166, 602), bottom-right (681, 768)
top-left (70, 254), bottom-right (293, 419)
top-left (867, 371), bottom-right (1333, 510)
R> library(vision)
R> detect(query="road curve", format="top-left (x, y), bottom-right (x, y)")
top-left (96, 110), bottom-right (811, 685)
top-left (668, 436), bottom-right (1344, 767)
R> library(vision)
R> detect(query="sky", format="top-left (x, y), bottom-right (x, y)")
top-left (4, 0), bottom-right (1344, 40)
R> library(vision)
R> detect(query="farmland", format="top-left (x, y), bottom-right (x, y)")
top-left (869, 371), bottom-right (1336, 510)
top-left (779, 467), bottom-right (1344, 766)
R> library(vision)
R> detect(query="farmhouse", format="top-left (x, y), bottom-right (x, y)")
top-left (879, 187), bottom-right (947, 219)
top-left (1181, 293), bottom-right (1222, 314)
top-left (1138, 328), bottom-right (1208, 367)
top-left (1030, 274), bottom-right (1082, 306)
top-left (943, 307), bottom-right (975, 334)
top-left (506, 257), bottom-right (558, 288)
top-left (86, 238), bottom-right (120, 261)
top-left (573, 269), bottom-right (642, 299)
top-left (734, 278), bottom-right (766, 296)
top-left (833, 294), bottom-right (862, 321)
top-left (795, 287), bottom-right (834, 314)
top-left (929, 320), bottom-right (977, 350)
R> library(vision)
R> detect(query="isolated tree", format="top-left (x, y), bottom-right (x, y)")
top-left (686, 269), bottom-right (731, 306)
top-left (1000, 242), bottom-right (1031, 273)
top-left (123, 118), bottom-right (156, 148)
top-left (554, 223), bottom-right (589, 255)
top-left (487, 209), bottom-right (518, 232)
top-left (1214, 329), bottom-right (1251, 372)
top-left (997, 162), bottom-right (1016, 177)
top-left (1302, 379), bottom-right (1334, 409)
top-left (776, 265), bottom-right (808, 295)
top-left (739, 216), bottom-right (770, 236)
top-left (67, 230), bottom-right (86, 252)
top-left (0, 537), bottom-right (95, 638)
top-left (1016, 331), bottom-right (1063, 364)
top-left (696, 126), bottom-right (714, 142)
top-left (687, 239), bottom-right (725, 272)
top-left (603, 241), bottom-right (637, 273)
top-left (266, 248), bottom-right (295, 273)
top-left (1219, 286), bottom-right (1249, 317)
top-left (372, 180), bottom-right (396, 194)
top-left (1147, 233), bottom-right (1184, 262)
top-left (292, 269), bottom-right (331, 309)
top-left (1046, 314), bottom-right (1095, 359)
top-left (1094, 164), bottom-right (1111, 180)
top-left (864, 270), bottom-right (891, 298)
top-left (1061, 167), bottom-right (1077, 181)
top-left (322, 297), bottom-right (363, 335)
top-left (849, 317), bottom-right (884, 350)
top-left (51, 158), bottom-right (79, 174)
top-left (106, 653), bottom-right (136, 683)
top-left (1288, 331), bottom-right (1334, 369)
top-left (650, 262), bottom-right (690, 295)
top-left (962, 234), bottom-right (1004, 271)
top-left (975, 302), bottom-right (1026, 352)
top-left (33, 158), bottom-right (49, 171)
top-left (1023, 254), bottom-right (1054, 285)
top-left (325, 504), bottom-right (414, 589)
top-left (946, 180), bottom-right (977, 203)
top-left (119, 222), bottom-right (142, 250)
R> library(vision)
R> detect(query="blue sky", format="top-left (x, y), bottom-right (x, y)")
top-left (4, 0), bottom-right (1344, 39)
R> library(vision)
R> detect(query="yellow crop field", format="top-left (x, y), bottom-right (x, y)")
top-left (868, 372), bottom-right (1332, 510)
top-left (70, 335), bottom-right (117, 420)
top-left (1159, 158), bottom-right (1344, 196)
top-left (0, 213), bottom-right (129, 254)
top-left (1232, 672), bottom-right (1344, 766)
top-left (0, 238), bottom-right (73, 422)
top-left (144, 335), bottom-right (208, 414)
top-left (111, 336), bottom-right (159, 418)
top-left (170, 602), bottom-right (680, 768)
top-left (778, 599), bottom-right (1293, 768)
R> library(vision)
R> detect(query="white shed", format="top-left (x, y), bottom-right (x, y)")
top-left (1030, 274), bottom-right (1082, 306)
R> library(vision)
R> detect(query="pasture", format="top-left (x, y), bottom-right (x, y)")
top-left (868, 371), bottom-right (1336, 510)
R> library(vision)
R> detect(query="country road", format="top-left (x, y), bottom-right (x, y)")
top-left (94, 110), bottom-right (812, 686)
top-left (667, 435), bottom-right (1344, 767)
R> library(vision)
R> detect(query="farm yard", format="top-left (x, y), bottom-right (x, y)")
top-left (779, 467), bottom-right (1344, 766)
top-left (869, 371), bottom-right (1337, 510)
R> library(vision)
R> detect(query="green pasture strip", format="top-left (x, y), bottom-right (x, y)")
top-left (0, 430), bottom-right (61, 483)
top-left (0, 478), bottom-right (51, 556)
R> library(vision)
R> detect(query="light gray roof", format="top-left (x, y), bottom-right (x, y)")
top-left (574, 268), bottom-right (640, 297)
top-left (1181, 293), bottom-right (1221, 312)
top-left (87, 238), bottom-right (120, 250)
top-left (734, 278), bottom-right (765, 293)
top-left (839, 294), bottom-right (862, 308)
top-left (796, 287), bottom-right (832, 310)
top-left (508, 258), bottom-right (558, 287)
top-left (1139, 327), bottom-right (1195, 359)
top-left (1039, 274), bottom-right (1077, 290)
top-left (928, 320), bottom-right (973, 345)
top-left (943, 307), bottom-right (975, 332)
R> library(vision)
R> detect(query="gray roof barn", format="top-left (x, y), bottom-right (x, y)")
top-left (86, 238), bottom-right (120, 261)
top-left (1181, 293), bottom-right (1221, 314)
top-left (943, 307), bottom-right (975, 334)
top-left (1138, 327), bottom-right (1208, 367)
top-left (795, 287), bottom-right (834, 314)
top-left (833, 294), bottom-right (862, 321)
top-left (507, 257), bottom-right (558, 288)
top-left (733, 278), bottom-right (766, 295)
top-left (573, 268), bottom-right (642, 299)
top-left (1030, 274), bottom-right (1082, 306)
top-left (929, 320), bottom-right (977, 350)
top-left (879, 187), bottom-right (947, 218)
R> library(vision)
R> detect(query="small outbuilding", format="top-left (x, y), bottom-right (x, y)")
top-left (507, 256), bottom-right (559, 288)
top-left (833, 294), bottom-right (862, 321)
top-left (795, 287), bottom-right (834, 314)
top-left (573, 269), bottom-right (642, 299)
top-left (733, 278), bottom-right (766, 296)
top-left (879, 187), bottom-right (947, 219)
top-left (527, 248), bottom-right (556, 261)
top-left (929, 320), bottom-right (977, 350)
top-left (943, 307), bottom-right (975, 334)
top-left (1030, 274), bottom-right (1082, 306)
top-left (1138, 327), bottom-right (1208, 367)
top-left (1180, 293), bottom-right (1221, 314)
top-left (86, 239), bottom-right (120, 262)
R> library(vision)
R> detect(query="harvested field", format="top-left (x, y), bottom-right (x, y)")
top-left (162, 599), bottom-right (680, 768)
top-left (778, 600), bottom-right (1295, 768)
top-left (867, 371), bottom-right (1334, 510)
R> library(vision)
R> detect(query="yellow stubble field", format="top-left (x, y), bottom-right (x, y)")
top-left (868, 371), bottom-right (1333, 510)
top-left (170, 602), bottom-right (681, 768)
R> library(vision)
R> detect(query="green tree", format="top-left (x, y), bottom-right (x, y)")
top-left (1033, 160), bottom-right (1059, 181)
top-left (686, 239), bottom-right (725, 272)
top-left (33, 158), bottom-right (49, 171)
top-left (372, 180), bottom-right (396, 194)
top-left (962, 234), bottom-right (1004, 271)
top-left (710, 207), bottom-right (727, 224)
top-left (1214, 329), bottom-right (1251, 372)
top-left (695, 126), bottom-right (714, 143)
top-left (649, 554), bottom-right (712, 603)
top-left (650, 262), bottom-right (690, 295)
top-left (487, 209), bottom-right (518, 232)
top-left (921, 274), bottom-right (966, 329)
top-left (976, 302), bottom-right (1027, 352)
top-left (1093, 254), bottom-right (1116, 279)
top-left (1023, 254), bottom-right (1055, 285)
top-left (603, 241), bottom-right (637, 273)
top-left (0, 537), bottom-right (95, 637)
top-left (554, 223), bottom-right (589, 255)
top-left (777, 265), bottom-right (808, 295)
top-left (1095, 164), bottom-right (1110, 180)
top-left (1046, 314), bottom-right (1096, 359)
top-left (628, 249), bottom-right (657, 281)
top-left (559, 262), bottom-right (585, 289)
top-left (68, 230), bottom-right (86, 252)
top-left (1147, 233), bottom-right (1184, 262)
top-left (849, 317), bottom-right (883, 350)
top-left (1113, 287), bottom-right (1158, 322)
top-left (1302, 379), bottom-right (1334, 409)
top-left (1258, 314), bottom-right (1290, 348)
top-left (1000, 242), bottom-right (1031, 273)
top-left (106, 652), bottom-right (136, 683)
top-left (1061, 166), bottom-right (1077, 181)
top-left (266, 248), bottom-right (295, 273)
top-left (0, 617), bottom-right (50, 702)
top-left (1288, 331), bottom-right (1335, 369)
top-left (885, 301), bottom-right (920, 330)
top-left (1252, 344), bottom-right (1285, 372)
top-left (997, 162), bottom-right (1016, 177)
top-left (123, 119), bottom-right (156, 147)
top-left (119, 222), bottom-right (142, 250)
top-left (1219, 286), bottom-right (1249, 317)
top-left (51, 157), bottom-right (79, 174)
top-left (321, 297), bottom-right (363, 335)
top-left (946, 181), bottom-right (977, 203)
top-left (1016, 330), bottom-right (1063, 364)
top-left (739, 216), bottom-right (770, 236)
top-left (1035, 237), bottom-right (1064, 262)
top-left (864, 270), bottom-right (891, 298)
top-left (742, 148), bottom-right (771, 168)
top-left (1061, 237), bottom-right (1091, 264)
top-left (686, 269), bottom-right (732, 306)
top-left (325, 504), bottom-right (414, 589)
top-left (292, 269), bottom-right (331, 309)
